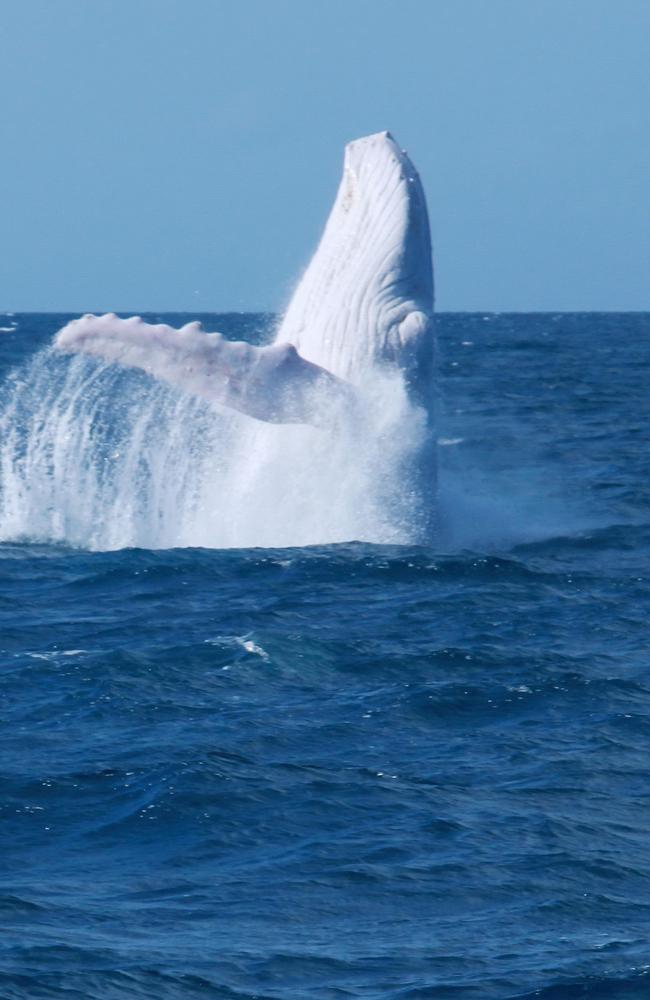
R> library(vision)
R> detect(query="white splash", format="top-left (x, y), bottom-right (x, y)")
top-left (0, 349), bottom-right (428, 549)
top-left (0, 132), bottom-right (436, 550)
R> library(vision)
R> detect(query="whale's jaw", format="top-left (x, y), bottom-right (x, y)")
top-left (276, 130), bottom-right (434, 402)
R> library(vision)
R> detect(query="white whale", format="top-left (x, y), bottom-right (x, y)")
top-left (40, 131), bottom-right (437, 546)
top-left (55, 131), bottom-right (434, 427)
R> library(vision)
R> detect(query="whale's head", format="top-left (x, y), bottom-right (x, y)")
top-left (275, 131), bottom-right (434, 406)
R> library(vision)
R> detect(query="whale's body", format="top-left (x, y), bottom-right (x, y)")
top-left (55, 131), bottom-right (434, 426)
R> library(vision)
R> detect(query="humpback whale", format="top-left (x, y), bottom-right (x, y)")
top-left (55, 131), bottom-right (434, 427)
top-left (43, 130), bottom-right (436, 546)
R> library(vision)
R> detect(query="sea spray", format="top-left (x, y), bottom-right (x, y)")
top-left (0, 343), bottom-right (432, 550)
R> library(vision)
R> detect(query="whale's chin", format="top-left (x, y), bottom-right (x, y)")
top-left (54, 131), bottom-right (435, 427)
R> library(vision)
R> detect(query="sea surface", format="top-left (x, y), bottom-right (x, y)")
top-left (1, 312), bottom-right (650, 999)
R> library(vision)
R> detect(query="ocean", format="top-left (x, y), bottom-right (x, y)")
top-left (1, 312), bottom-right (650, 999)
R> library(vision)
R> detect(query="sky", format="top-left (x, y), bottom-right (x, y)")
top-left (1, 0), bottom-right (648, 312)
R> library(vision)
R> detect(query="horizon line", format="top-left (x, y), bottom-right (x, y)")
top-left (2, 308), bottom-right (649, 317)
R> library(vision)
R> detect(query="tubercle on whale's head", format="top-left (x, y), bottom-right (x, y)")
top-left (343, 131), bottom-right (420, 189)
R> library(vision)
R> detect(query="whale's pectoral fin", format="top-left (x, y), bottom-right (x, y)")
top-left (54, 314), bottom-right (351, 425)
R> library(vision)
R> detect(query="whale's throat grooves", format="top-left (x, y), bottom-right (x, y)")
top-left (275, 130), bottom-right (434, 396)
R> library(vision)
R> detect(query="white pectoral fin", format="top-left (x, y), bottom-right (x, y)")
top-left (54, 314), bottom-right (351, 425)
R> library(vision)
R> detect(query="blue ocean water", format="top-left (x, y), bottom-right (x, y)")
top-left (1, 312), bottom-right (650, 999)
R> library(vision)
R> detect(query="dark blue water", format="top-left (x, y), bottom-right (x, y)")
top-left (2, 313), bottom-right (650, 999)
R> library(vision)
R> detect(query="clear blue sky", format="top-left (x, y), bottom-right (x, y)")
top-left (1, 0), bottom-right (648, 312)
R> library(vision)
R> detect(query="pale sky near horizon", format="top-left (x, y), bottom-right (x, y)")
top-left (1, 0), bottom-right (648, 312)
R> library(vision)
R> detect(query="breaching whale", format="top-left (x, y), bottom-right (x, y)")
top-left (0, 131), bottom-right (436, 548)
top-left (55, 131), bottom-right (435, 428)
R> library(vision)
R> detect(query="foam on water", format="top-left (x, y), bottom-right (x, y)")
top-left (0, 343), bottom-right (430, 550)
